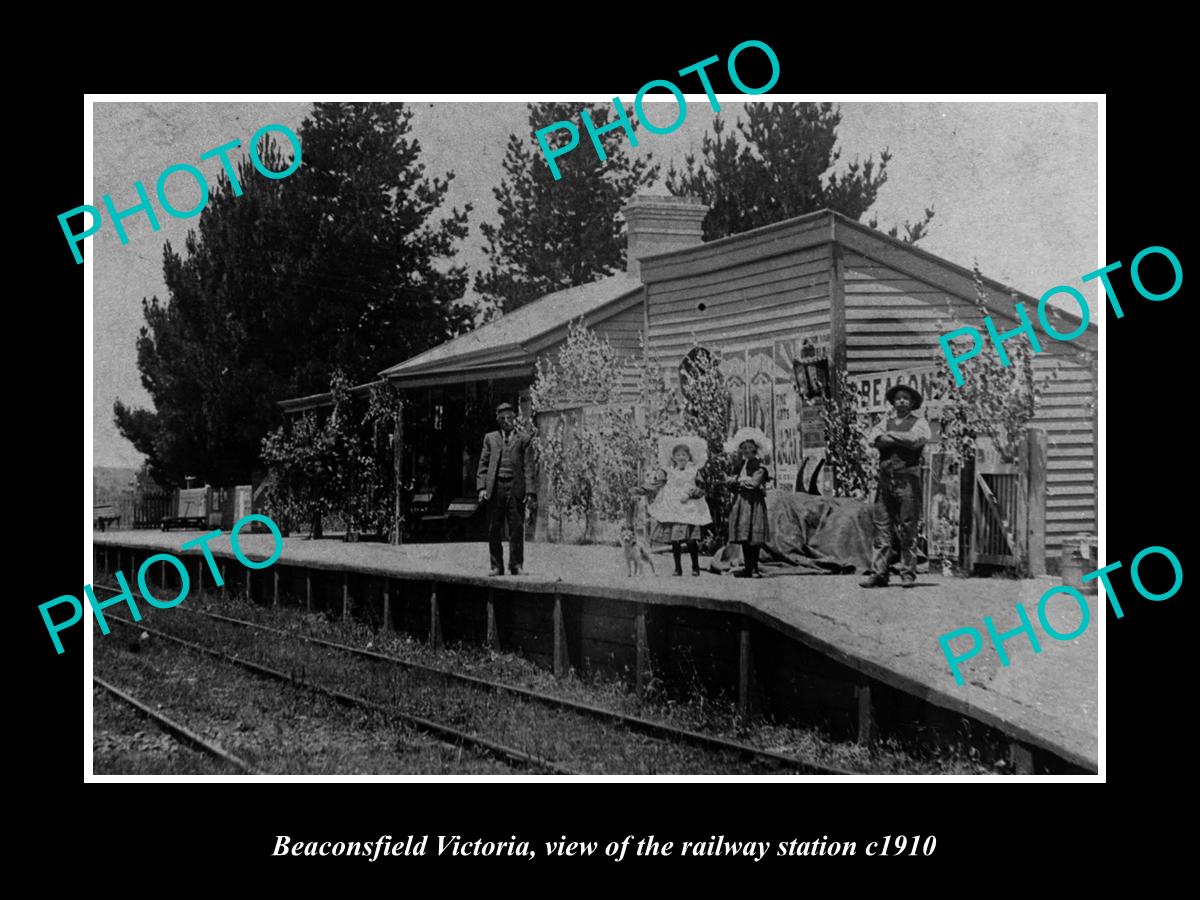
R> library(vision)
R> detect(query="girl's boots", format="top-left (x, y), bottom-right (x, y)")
top-left (735, 544), bottom-right (761, 578)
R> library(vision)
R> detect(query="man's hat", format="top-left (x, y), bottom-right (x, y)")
top-left (885, 384), bottom-right (923, 410)
top-left (495, 402), bottom-right (516, 415)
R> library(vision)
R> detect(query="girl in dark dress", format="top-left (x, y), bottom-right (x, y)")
top-left (723, 426), bottom-right (773, 578)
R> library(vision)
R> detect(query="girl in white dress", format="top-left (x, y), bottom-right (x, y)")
top-left (646, 436), bottom-right (713, 576)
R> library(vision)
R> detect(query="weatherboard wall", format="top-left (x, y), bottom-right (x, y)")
top-left (839, 248), bottom-right (1098, 563)
top-left (591, 300), bottom-right (646, 400)
top-left (640, 215), bottom-right (835, 378)
top-left (1030, 354), bottom-right (1098, 564)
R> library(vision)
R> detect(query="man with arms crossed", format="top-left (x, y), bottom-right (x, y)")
top-left (860, 385), bottom-right (931, 589)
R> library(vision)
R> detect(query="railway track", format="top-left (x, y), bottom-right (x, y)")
top-left (93, 674), bottom-right (259, 774)
top-left (91, 583), bottom-right (851, 775)
top-left (187, 607), bottom-right (850, 774)
top-left (103, 613), bottom-right (573, 775)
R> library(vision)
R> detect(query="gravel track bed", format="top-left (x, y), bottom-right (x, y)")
top-left (92, 581), bottom-right (1006, 774)
top-left (93, 682), bottom-right (233, 775)
top-left (141, 608), bottom-right (812, 774)
top-left (94, 622), bottom-right (517, 775)
top-left (176, 597), bottom-right (1007, 774)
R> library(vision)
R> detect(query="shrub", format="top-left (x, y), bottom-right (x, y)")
top-left (819, 372), bottom-right (875, 500)
top-left (936, 264), bottom-right (1047, 464)
top-left (531, 320), bottom-right (677, 542)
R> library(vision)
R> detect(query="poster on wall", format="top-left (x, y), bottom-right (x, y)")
top-left (723, 336), bottom-right (842, 493)
top-left (724, 350), bottom-right (747, 437)
top-left (748, 350), bottom-right (775, 434)
top-left (798, 407), bottom-right (834, 496)
top-left (927, 448), bottom-right (960, 566)
top-left (773, 339), bottom-right (801, 491)
top-left (748, 349), bottom-right (777, 482)
top-left (773, 383), bottom-right (800, 491)
top-left (777, 330), bottom-right (833, 495)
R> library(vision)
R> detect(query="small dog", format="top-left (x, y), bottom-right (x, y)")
top-left (620, 525), bottom-right (656, 577)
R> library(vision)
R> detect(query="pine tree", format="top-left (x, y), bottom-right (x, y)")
top-left (665, 103), bottom-right (934, 243)
top-left (114, 102), bottom-right (473, 487)
top-left (475, 103), bottom-right (660, 315)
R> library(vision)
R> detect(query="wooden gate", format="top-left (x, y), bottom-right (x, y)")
top-left (959, 431), bottom-right (1048, 575)
top-left (129, 489), bottom-right (171, 529)
top-left (972, 448), bottom-right (1020, 568)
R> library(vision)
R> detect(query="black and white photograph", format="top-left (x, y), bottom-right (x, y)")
top-left (84, 95), bottom-right (1100, 779)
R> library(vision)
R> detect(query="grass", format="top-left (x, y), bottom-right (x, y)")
top-left (93, 683), bottom-right (232, 775)
top-left (94, 618), bottom-right (514, 775)
top-left (118, 610), bottom-right (759, 774)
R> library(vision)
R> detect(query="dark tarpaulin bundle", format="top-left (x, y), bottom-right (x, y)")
top-left (713, 491), bottom-right (927, 575)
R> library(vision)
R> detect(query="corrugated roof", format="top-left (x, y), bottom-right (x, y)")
top-left (379, 272), bottom-right (642, 379)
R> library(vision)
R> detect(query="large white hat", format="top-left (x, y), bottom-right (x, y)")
top-left (657, 434), bottom-right (708, 471)
top-left (724, 426), bottom-right (773, 460)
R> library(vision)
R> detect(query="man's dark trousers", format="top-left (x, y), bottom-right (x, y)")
top-left (488, 478), bottom-right (524, 572)
top-left (869, 469), bottom-right (920, 581)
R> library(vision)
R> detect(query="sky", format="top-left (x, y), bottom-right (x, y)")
top-left (91, 99), bottom-right (1099, 469)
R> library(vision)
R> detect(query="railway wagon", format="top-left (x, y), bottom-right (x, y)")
top-left (153, 484), bottom-right (253, 531)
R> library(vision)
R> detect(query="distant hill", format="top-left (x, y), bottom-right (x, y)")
top-left (94, 466), bottom-right (137, 504)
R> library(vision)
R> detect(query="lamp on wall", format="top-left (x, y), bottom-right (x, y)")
top-left (792, 339), bottom-right (830, 402)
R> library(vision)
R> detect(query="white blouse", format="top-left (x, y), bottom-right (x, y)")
top-left (648, 465), bottom-right (713, 526)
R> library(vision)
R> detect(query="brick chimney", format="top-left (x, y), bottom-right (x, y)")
top-left (620, 193), bottom-right (709, 279)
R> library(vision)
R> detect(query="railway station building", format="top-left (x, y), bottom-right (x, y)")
top-left (280, 193), bottom-right (1097, 573)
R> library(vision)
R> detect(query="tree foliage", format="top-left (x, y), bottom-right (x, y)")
top-left (935, 265), bottom-right (1048, 463)
top-left (819, 373), bottom-right (875, 500)
top-left (665, 103), bottom-right (934, 243)
top-left (677, 346), bottom-right (733, 541)
top-left (530, 320), bottom-right (675, 542)
top-left (475, 103), bottom-right (660, 315)
top-left (355, 381), bottom-right (403, 537)
top-left (260, 405), bottom-right (338, 539)
top-left (529, 320), bottom-right (621, 537)
top-left (115, 102), bottom-right (472, 487)
top-left (260, 373), bottom-right (401, 539)
top-left (133, 461), bottom-right (162, 492)
top-left (529, 315), bottom-right (623, 410)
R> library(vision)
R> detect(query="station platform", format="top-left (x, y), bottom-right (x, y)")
top-left (91, 530), bottom-right (1098, 773)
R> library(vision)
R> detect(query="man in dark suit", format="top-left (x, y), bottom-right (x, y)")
top-left (476, 402), bottom-right (537, 575)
